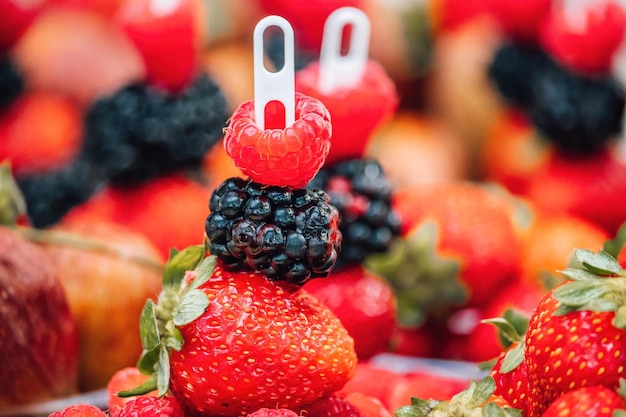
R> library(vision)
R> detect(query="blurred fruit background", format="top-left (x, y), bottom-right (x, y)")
top-left (2, 0), bottom-right (626, 413)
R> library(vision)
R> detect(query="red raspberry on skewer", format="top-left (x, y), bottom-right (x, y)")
top-left (223, 92), bottom-right (332, 188)
top-left (539, 1), bottom-right (626, 75)
top-left (296, 60), bottom-right (398, 166)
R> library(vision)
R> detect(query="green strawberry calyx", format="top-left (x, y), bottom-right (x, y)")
top-left (119, 244), bottom-right (216, 397)
top-left (395, 376), bottom-right (522, 417)
top-left (554, 248), bottom-right (626, 328)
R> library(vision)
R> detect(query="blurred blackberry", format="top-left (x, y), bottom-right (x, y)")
top-left (308, 158), bottom-right (401, 269)
top-left (265, 30), bottom-right (315, 72)
top-left (82, 73), bottom-right (228, 185)
top-left (0, 56), bottom-right (24, 109)
top-left (489, 42), bottom-right (625, 155)
top-left (205, 178), bottom-right (342, 285)
top-left (17, 158), bottom-right (106, 228)
top-left (488, 43), bottom-right (550, 108)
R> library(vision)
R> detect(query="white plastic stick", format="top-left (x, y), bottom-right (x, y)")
top-left (318, 7), bottom-right (371, 95)
top-left (253, 15), bottom-right (295, 130)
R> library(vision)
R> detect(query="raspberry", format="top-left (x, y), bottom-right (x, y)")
top-left (49, 404), bottom-right (107, 417)
top-left (0, 56), bottom-right (24, 109)
top-left (223, 92), bottom-right (332, 188)
top-left (112, 395), bottom-right (185, 417)
top-left (295, 60), bottom-right (398, 165)
top-left (308, 158), bottom-right (401, 269)
top-left (82, 73), bottom-right (228, 185)
top-left (205, 177), bottom-right (342, 284)
top-left (298, 394), bottom-right (362, 417)
top-left (247, 408), bottom-right (300, 417)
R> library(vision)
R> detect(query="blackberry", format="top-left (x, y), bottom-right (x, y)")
top-left (488, 43), bottom-right (625, 155)
top-left (0, 56), bottom-right (24, 109)
top-left (205, 178), bottom-right (342, 285)
top-left (81, 73), bottom-right (228, 185)
top-left (17, 158), bottom-right (107, 228)
top-left (308, 158), bottom-right (401, 269)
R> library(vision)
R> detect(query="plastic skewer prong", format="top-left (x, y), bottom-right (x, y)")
top-left (253, 15), bottom-right (296, 130)
top-left (318, 7), bottom-right (371, 95)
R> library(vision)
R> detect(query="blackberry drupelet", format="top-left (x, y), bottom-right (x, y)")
top-left (81, 73), bottom-right (228, 185)
top-left (17, 158), bottom-right (107, 228)
top-left (488, 42), bottom-right (625, 155)
top-left (0, 56), bottom-right (24, 109)
top-left (205, 177), bottom-right (342, 285)
top-left (308, 158), bottom-right (401, 269)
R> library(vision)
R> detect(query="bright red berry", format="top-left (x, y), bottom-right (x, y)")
top-left (0, 0), bottom-right (48, 51)
top-left (49, 404), bottom-right (108, 417)
top-left (486, 0), bottom-right (552, 43)
top-left (298, 394), bottom-right (362, 417)
top-left (112, 395), bottom-right (185, 417)
top-left (247, 408), bottom-right (299, 417)
top-left (115, 0), bottom-right (202, 92)
top-left (295, 60), bottom-right (398, 165)
top-left (223, 92), bottom-right (332, 188)
top-left (539, 1), bottom-right (626, 75)
top-left (107, 367), bottom-right (157, 411)
top-left (542, 385), bottom-right (626, 417)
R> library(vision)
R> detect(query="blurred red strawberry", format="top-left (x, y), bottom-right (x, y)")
top-left (368, 182), bottom-right (522, 326)
top-left (64, 173), bottom-right (211, 258)
top-left (0, 91), bottom-right (82, 175)
top-left (304, 265), bottom-right (397, 360)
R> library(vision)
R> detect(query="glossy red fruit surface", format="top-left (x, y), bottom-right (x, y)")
top-left (116, 0), bottom-right (201, 92)
top-left (223, 92), bottom-right (332, 188)
top-left (296, 60), bottom-right (398, 165)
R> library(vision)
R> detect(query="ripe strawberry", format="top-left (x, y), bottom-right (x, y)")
top-left (490, 342), bottom-right (529, 410)
top-left (247, 408), bottom-right (299, 417)
top-left (123, 249), bottom-right (357, 417)
top-left (257, 0), bottom-right (362, 51)
top-left (542, 385), bottom-right (626, 417)
top-left (116, 0), bottom-right (203, 92)
top-left (523, 248), bottom-right (626, 416)
top-left (0, 91), bottom-right (82, 176)
top-left (113, 395), bottom-right (185, 417)
top-left (66, 174), bottom-right (213, 259)
top-left (539, 1), bottom-right (626, 75)
top-left (304, 265), bottom-right (397, 360)
top-left (338, 362), bottom-right (406, 409)
top-left (40, 217), bottom-right (164, 391)
top-left (295, 60), bottom-right (398, 165)
top-left (368, 182), bottom-right (522, 326)
top-left (223, 92), bottom-right (332, 188)
top-left (48, 404), bottom-right (108, 417)
top-left (0, 0), bottom-right (48, 51)
top-left (107, 367), bottom-right (157, 411)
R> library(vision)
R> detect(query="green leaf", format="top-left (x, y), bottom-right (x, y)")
top-left (614, 411), bottom-right (626, 417)
top-left (173, 289), bottom-right (210, 326)
top-left (137, 344), bottom-right (160, 375)
top-left (604, 223), bottom-right (626, 259)
top-left (500, 342), bottom-right (524, 373)
top-left (481, 402), bottom-right (506, 417)
top-left (157, 344), bottom-right (170, 397)
top-left (613, 305), bottom-right (626, 330)
top-left (395, 399), bottom-right (437, 417)
top-left (575, 249), bottom-right (623, 276)
top-left (139, 299), bottom-right (160, 351)
top-left (558, 268), bottom-right (603, 281)
top-left (188, 255), bottom-right (217, 291)
top-left (117, 374), bottom-right (158, 398)
top-left (481, 316), bottom-right (522, 347)
top-left (460, 377), bottom-right (495, 408)
top-left (162, 245), bottom-right (205, 289)
top-left (0, 163), bottom-right (27, 226)
top-left (553, 280), bottom-right (611, 307)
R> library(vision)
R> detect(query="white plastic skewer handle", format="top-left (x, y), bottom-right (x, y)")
top-left (318, 7), bottom-right (371, 95)
top-left (253, 15), bottom-right (295, 130)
